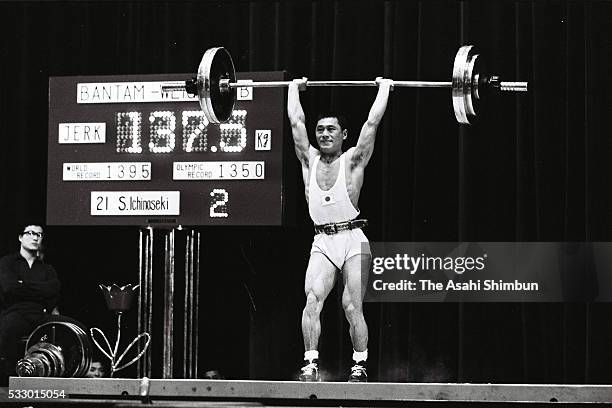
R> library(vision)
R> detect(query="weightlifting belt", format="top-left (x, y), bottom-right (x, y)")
top-left (314, 219), bottom-right (368, 235)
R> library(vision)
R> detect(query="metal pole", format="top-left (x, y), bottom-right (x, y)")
top-left (183, 230), bottom-right (190, 379)
top-left (194, 231), bottom-right (200, 378)
top-left (137, 229), bottom-right (143, 378)
top-left (137, 228), bottom-right (153, 378)
top-left (224, 79), bottom-right (527, 91)
top-left (188, 230), bottom-right (195, 378)
top-left (137, 228), bottom-right (154, 378)
top-left (183, 229), bottom-right (196, 379)
top-left (146, 227), bottom-right (153, 378)
top-left (227, 80), bottom-right (452, 88)
top-left (162, 229), bottom-right (175, 379)
top-left (163, 79), bottom-right (527, 93)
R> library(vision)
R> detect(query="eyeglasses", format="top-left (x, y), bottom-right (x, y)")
top-left (23, 230), bottom-right (44, 239)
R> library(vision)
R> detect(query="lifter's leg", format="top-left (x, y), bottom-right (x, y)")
top-left (299, 252), bottom-right (337, 381)
top-left (342, 253), bottom-right (371, 382)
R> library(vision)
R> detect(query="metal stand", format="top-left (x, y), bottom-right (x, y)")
top-left (137, 227), bottom-right (153, 378)
top-left (162, 229), bottom-right (175, 379)
top-left (183, 229), bottom-right (200, 379)
top-left (137, 227), bottom-right (200, 379)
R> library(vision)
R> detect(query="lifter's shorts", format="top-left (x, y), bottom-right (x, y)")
top-left (310, 228), bottom-right (371, 271)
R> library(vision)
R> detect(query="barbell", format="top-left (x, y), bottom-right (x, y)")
top-left (164, 45), bottom-right (527, 125)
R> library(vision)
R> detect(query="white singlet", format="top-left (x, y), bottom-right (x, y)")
top-left (308, 152), bottom-right (370, 270)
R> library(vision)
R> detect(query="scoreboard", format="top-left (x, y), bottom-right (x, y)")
top-left (47, 72), bottom-right (286, 226)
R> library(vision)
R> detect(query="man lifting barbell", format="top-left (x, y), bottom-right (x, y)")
top-left (166, 44), bottom-right (528, 383)
top-left (288, 77), bottom-right (392, 382)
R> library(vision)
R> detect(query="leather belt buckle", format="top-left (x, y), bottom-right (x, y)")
top-left (323, 224), bottom-right (338, 235)
top-left (338, 222), bottom-right (350, 231)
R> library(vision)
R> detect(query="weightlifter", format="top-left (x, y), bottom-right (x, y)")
top-left (287, 77), bottom-right (392, 382)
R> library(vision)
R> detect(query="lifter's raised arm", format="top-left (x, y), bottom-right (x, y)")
top-left (350, 78), bottom-right (392, 169)
top-left (287, 78), bottom-right (311, 166)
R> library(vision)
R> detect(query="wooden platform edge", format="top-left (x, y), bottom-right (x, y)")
top-left (8, 377), bottom-right (612, 403)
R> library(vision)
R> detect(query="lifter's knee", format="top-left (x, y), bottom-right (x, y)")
top-left (303, 291), bottom-right (321, 318)
top-left (342, 300), bottom-right (363, 322)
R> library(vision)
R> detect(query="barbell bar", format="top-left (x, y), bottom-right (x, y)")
top-left (164, 45), bottom-right (527, 125)
top-left (218, 79), bottom-right (527, 92)
top-left (219, 79), bottom-right (453, 89)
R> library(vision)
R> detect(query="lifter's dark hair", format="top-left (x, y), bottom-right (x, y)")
top-left (316, 112), bottom-right (348, 131)
top-left (18, 222), bottom-right (45, 236)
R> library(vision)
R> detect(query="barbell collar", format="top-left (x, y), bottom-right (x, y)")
top-left (161, 81), bottom-right (193, 94)
top-left (160, 79), bottom-right (200, 96)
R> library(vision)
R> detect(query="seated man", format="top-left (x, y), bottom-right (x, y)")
top-left (0, 224), bottom-right (60, 385)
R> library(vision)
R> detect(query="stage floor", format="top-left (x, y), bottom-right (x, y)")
top-left (4, 377), bottom-right (612, 406)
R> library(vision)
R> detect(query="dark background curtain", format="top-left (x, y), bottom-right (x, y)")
top-left (1, 0), bottom-right (611, 383)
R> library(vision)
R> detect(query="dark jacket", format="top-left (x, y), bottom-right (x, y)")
top-left (0, 253), bottom-right (60, 312)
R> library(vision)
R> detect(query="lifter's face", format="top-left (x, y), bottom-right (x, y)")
top-left (315, 117), bottom-right (347, 154)
top-left (19, 225), bottom-right (44, 252)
